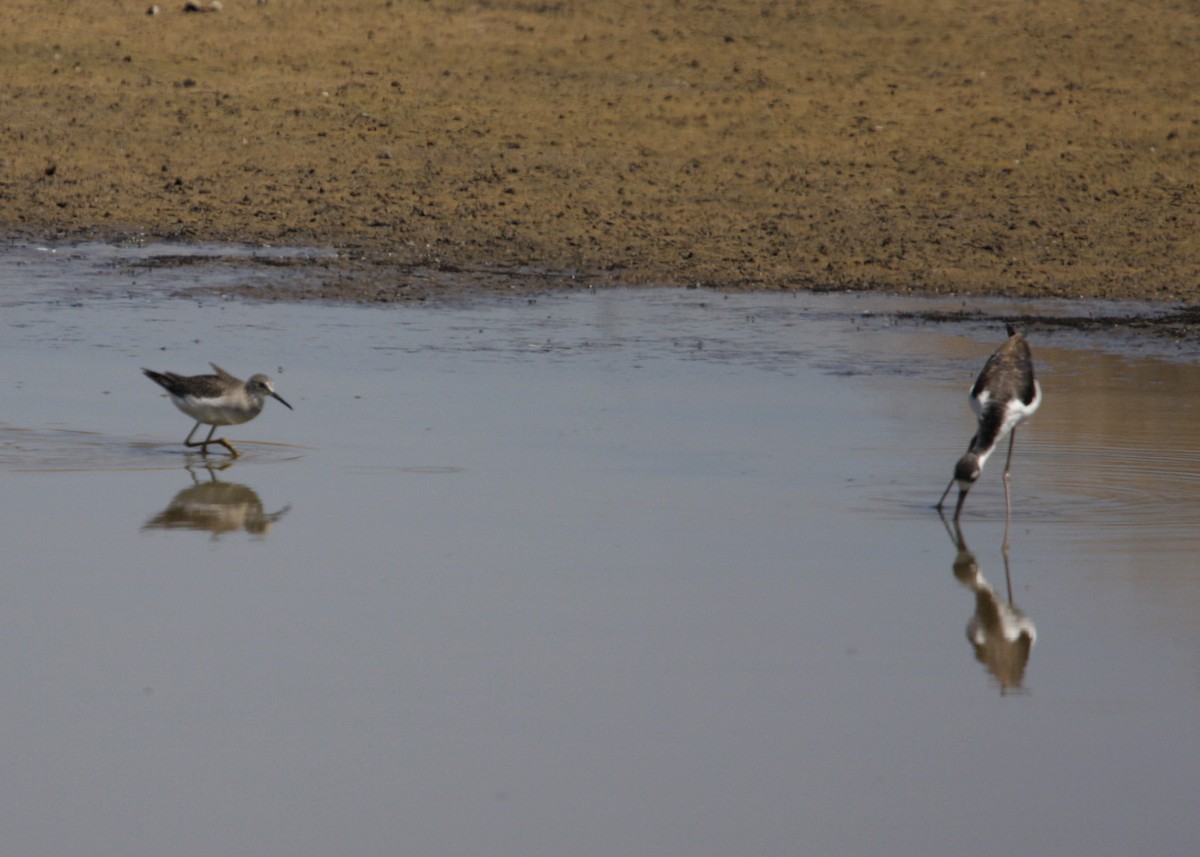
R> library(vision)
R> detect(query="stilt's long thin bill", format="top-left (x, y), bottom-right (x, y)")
top-left (937, 478), bottom-right (956, 510)
top-left (953, 485), bottom-right (969, 521)
top-left (936, 435), bottom-right (977, 514)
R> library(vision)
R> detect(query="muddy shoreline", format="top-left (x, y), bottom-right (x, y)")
top-left (3, 1), bottom-right (1197, 305)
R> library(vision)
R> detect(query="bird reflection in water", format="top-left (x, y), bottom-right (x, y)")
top-left (142, 464), bottom-right (291, 539)
top-left (941, 515), bottom-right (1037, 693)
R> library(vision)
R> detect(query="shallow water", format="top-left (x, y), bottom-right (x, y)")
top-left (3, 241), bottom-right (1200, 856)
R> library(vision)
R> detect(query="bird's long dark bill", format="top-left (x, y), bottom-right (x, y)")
top-left (953, 487), bottom-right (970, 521)
top-left (272, 392), bottom-right (294, 410)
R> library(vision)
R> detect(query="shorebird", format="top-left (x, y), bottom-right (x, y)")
top-left (143, 363), bottom-right (293, 458)
top-left (937, 324), bottom-right (1041, 521)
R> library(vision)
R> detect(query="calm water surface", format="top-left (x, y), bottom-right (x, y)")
top-left (2, 242), bottom-right (1199, 856)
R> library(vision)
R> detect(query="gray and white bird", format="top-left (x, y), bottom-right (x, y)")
top-left (143, 363), bottom-right (293, 458)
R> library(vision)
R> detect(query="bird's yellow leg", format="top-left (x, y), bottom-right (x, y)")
top-left (184, 423), bottom-right (226, 456)
top-left (215, 437), bottom-right (241, 458)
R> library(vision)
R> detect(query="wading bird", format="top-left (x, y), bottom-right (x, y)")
top-left (143, 363), bottom-right (293, 458)
top-left (937, 324), bottom-right (1041, 521)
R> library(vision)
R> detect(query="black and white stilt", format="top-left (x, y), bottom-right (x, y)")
top-left (937, 324), bottom-right (1041, 521)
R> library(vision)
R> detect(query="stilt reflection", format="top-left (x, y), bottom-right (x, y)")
top-left (941, 514), bottom-right (1037, 693)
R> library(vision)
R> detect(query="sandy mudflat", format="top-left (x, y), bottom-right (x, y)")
top-left (2, 0), bottom-right (1197, 302)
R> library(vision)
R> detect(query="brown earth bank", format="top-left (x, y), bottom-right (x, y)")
top-left (2, 0), bottom-right (1198, 303)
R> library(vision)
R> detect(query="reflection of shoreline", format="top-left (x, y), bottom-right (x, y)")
top-left (943, 516), bottom-right (1037, 694)
top-left (142, 465), bottom-right (290, 539)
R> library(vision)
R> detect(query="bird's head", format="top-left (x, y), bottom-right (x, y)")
top-left (951, 452), bottom-right (981, 519)
top-left (954, 452), bottom-right (981, 487)
top-left (247, 374), bottom-right (294, 410)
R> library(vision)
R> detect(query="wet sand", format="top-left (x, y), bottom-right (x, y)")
top-left (2, 0), bottom-right (1197, 302)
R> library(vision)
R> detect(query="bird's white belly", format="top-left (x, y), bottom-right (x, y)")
top-left (172, 395), bottom-right (257, 426)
